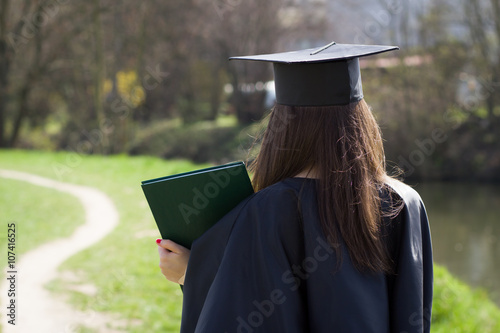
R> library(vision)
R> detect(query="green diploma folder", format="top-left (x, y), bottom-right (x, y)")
top-left (141, 161), bottom-right (254, 249)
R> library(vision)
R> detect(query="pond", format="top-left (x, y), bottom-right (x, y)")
top-left (414, 182), bottom-right (500, 306)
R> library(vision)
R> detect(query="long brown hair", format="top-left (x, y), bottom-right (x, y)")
top-left (249, 99), bottom-right (399, 273)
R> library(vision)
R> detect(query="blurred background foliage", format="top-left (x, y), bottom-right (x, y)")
top-left (0, 0), bottom-right (499, 181)
top-left (1, 1), bottom-right (500, 331)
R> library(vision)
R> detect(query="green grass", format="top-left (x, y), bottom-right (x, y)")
top-left (0, 177), bottom-right (85, 268)
top-left (1, 149), bottom-right (500, 332)
top-left (432, 266), bottom-right (500, 332)
top-left (0, 149), bottom-right (205, 332)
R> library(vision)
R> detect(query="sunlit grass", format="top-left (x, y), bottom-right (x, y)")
top-left (0, 149), bottom-right (204, 332)
top-left (0, 177), bottom-right (85, 268)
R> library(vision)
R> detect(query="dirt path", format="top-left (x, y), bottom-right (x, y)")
top-left (0, 169), bottom-right (120, 333)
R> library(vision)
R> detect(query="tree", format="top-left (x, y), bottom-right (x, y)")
top-left (0, 0), bottom-right (98, 148)
top-left (208, 0), bottom-right (328, 124)
top-left (0, 0), bottom-right (327, 151)
top-left (465, 0), bottom-right (500, 124)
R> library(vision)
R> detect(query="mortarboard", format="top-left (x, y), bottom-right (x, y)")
top-left (229, 42), bottom-right (399, 106)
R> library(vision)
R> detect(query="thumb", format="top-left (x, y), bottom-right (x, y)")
top-left (156, 239), bottom-right (189, 254)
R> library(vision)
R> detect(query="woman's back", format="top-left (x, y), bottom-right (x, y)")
top-left (181, 177), bottom-right (432, 332)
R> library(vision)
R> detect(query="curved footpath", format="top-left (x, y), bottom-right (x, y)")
top-left (0, 169), bottom-right (119, 333)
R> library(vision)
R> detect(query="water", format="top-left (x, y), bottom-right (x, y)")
top-left (414, 182), bottom-right (500, 306)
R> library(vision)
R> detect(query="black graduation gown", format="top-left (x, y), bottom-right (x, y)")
top-left (180, 178), bottom-right (433, 333)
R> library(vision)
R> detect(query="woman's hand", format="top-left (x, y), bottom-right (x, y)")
top-left (156, 239), bottom-right (190, 285)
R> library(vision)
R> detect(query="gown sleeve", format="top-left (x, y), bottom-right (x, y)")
top-left (387, 182), bottom-right (433, 333)
top-left (181, 186), bottom-right (308, 333)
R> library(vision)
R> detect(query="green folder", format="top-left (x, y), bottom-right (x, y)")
top-left (141, 161), bottom-right (254, 249)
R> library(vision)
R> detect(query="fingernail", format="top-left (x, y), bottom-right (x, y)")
top-left (156, 238), bottom-right (162, 244)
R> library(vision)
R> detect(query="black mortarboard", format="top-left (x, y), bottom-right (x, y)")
top-left (229, 42), bottom-right (399, 106)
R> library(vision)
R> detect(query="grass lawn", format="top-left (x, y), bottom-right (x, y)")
top-left (0, 149), bottom-right (205, 332)
top-left (0, 177), bottom-right (85, 268)
top-left (1, 149), bottom-right (499, 332)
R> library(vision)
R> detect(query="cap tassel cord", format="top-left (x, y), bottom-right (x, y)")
top-left (310, 41), bottom-right (337, 55)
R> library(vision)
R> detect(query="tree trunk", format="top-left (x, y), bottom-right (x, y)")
top-left (0, 0), bottom-right (10, 147)
top-left (208, 65), bottom-right (221, 121)
top-left (92, 0), bottom-right (107, 154)
top-left (9, 84), bottom-right (30, 147)
top-left (7, 1), bottom-right (42, 148)
top-left (492, 0), bottom-right (500, 123)
top-left (486, 72), bottom-right (499, 123)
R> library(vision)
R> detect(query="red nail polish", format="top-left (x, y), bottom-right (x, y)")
top-left (156, 238), bottom-right (162, 244)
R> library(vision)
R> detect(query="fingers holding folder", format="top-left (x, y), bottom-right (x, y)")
top-left (157, 238), bottom-right (190, 285)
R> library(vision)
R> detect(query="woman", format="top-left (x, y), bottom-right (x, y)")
top-left (157, 43), bottom-right (433, 332)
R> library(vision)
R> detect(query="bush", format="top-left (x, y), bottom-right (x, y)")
top-left (432, 265), bottom-right (500, 332)
top-left (129, 117), bottom-right (257, 163)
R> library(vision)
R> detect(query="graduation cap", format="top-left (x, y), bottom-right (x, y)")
top-left (229, 42), bottom-right (399, 106)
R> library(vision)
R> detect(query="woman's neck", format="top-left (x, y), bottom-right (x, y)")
top-left (294, 168), bottom-right (319, 179)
